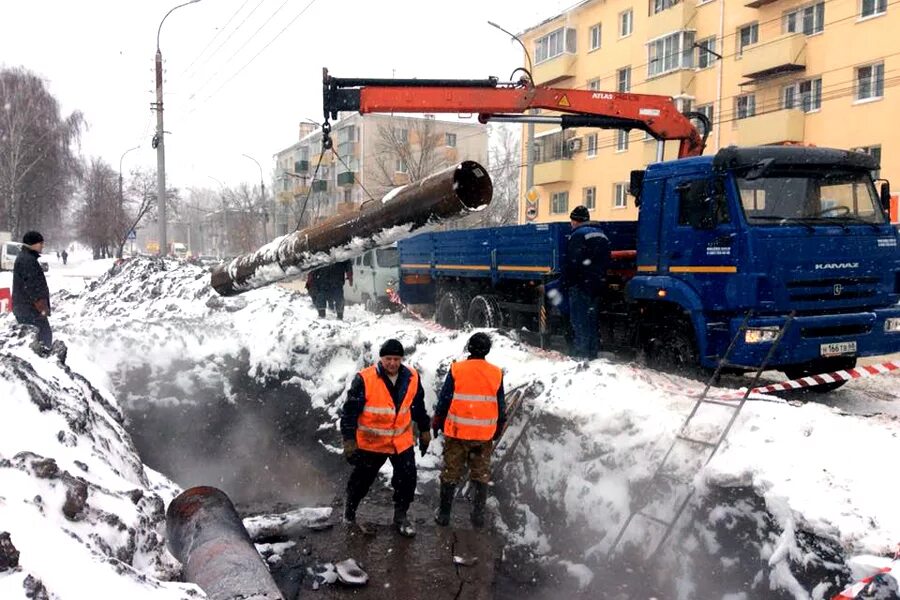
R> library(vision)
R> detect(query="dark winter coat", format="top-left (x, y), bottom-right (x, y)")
top-left (309, 260), bottom-right (351, 292)
top-left (560, 221), bottom-right (611, 296)
top-left (340, 363), bottom-right (430, 441)
top-left (12, 247), bottom-right (50, 319)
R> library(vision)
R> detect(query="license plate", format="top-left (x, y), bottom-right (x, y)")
top-left (820, 341), bottom-right (857, 357)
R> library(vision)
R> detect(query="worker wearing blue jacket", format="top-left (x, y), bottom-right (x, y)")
top-left (560, 206), bottom-right (610, 360)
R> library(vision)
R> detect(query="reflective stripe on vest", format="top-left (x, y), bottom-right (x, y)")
top-left (356, 365), bottom-right (418, 454)
top-left (446, 359), bottom-right (502, 441)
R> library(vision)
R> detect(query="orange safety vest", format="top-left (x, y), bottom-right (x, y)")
top-left (445, 359), bottom-right (502, 441)
top-left (356, 365), bottom-right (418, 454)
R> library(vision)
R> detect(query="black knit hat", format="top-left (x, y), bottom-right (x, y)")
top-left (22, 231), bottom-right (44, 245)
top-left (466, 332), bottom-right (492, 358)
top-left (379, 338), bottom-right (405, 357)
top-left (569, 205), bottom-right (590, 222)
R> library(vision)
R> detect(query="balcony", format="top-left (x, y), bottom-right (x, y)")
top-left (533, 53), bottom-right (576, 86)
top-left (741, 34), bottom-right (806, 80)
top-left (745, 0), bottom-right (780, 7)
top-left (336, 171), bottom-right (355, 187)
top-left (647, 1), bottom-right (695, 40)
top-left (312, 180), bottom-right (328, 192)
top-left (736, 109), bottom-right (805, 146)
top-left (294, 160), bottom-right (309, 174)
top-left (643, 69), bottom-right (694, 97)
top-left (534, 159), bottom-right (574, 185)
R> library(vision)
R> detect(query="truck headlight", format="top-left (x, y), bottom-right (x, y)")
top-left (744, 326), bottom-right (780, 344)
top-left (885, 318), bottom-right (900, 333)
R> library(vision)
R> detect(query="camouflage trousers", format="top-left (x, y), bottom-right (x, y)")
top-left (440, 437), bottom-right (493, 484)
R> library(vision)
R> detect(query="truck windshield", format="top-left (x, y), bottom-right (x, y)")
top-left (737, 170), bottom-right (885, 225)
top-left (376, 247), bottom-right (399, 268)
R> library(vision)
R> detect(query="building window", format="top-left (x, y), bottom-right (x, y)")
top-left (588, 78), bottom-right (601, 91)
top-left (783, 78), bottom-right (822, 112)
top-left (395, 158), bottom-right (408, 173)
top-left (535, 131), bottom-right (575, 163)
top-left (616, 130), bottom-right (630, 152)
top-left (738, 23), bottom-right (758, 55)
top-left (736, 94), bottom-right (756, 119)
top-left (535, 27), bottom-right (576, 63)
top-left (651, 0), bottom-right (680, 15)
top-left (614, 183), bottom-right (628, 209)
top-left (395, 128), bottom-right (408, 143)
top-left (853, 145), bottom-right (882, 179)
top-left (648, 31), bottom-right (695, 77)
top-left (675, 97), bottom-right (693, 114)
top-left (696, 37), bottom-right (717, 69)
top-left (857, 63), bottom-right (884, 101)
top-left (343, 188), bottom-right (352, 203)
top-left (445, 132), bottom-right (457, 147)
top-left (551, 191), bottom-right (569, 214)
top-left (584, 187), bottom-right (596, 210)
top-left (620, 9), bottom-right (633, 38)
top-left (784, 2), bottom-right (825, 35)
top-left (696, 103), bottom-right (714, 128)
top-left (586, 133), bottom-right (598, 157)
top-left (617, 66), bottom-right (631, 92)
top-left (861, 0), bottom-right (887, 18)
top-left (589, 23), bottom-right (602, 50)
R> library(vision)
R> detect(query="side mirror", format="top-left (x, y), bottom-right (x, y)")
top-left (880, 180), bottom-right (891, 212)
top-left (630, 170), bottom-right (645, 207)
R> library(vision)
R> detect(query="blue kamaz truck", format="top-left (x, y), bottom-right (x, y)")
top-left (398, 146), bottom-right (900, 385)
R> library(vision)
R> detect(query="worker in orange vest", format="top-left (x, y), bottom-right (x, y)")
top-left (431, 332), bottom-right (506, 528)
top-left (340, 338), bottom-right (431, 537)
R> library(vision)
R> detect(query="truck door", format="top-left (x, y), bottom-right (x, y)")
top-left (659, 175), bottom-right (739, 311)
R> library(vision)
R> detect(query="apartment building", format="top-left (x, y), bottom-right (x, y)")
top-left (273, 114), bottom-right (487, 231)
top-left (519, 0), bottom-right (896, 223)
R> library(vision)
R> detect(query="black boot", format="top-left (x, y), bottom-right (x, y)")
top-left (393, 506), bottom-right (415, 537)
top-left (471, 482), bottom-right (488, 529)
top-left (434, 482), bottom-right (456, 526)
top-left (343, 499), bottom-right (357, 524)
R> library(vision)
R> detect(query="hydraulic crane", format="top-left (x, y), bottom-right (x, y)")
top-left (321, 68), bottom-right (710, 160)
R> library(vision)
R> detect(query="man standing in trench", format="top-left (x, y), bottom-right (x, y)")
top-left (432, 332), bottom-right (506, 528)
top-left (340, 338), bottom-right (431, 536)
top-left (12, 231), bottom-right (53, 349)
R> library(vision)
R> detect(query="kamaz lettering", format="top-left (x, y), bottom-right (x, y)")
top-left (815, 262), bottom-right (860, 270)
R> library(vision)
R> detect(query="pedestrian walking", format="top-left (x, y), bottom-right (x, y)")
top-left (339, 338), bottom-right (431, 537)
top-left (560, 205), bottom-right (611, 360)
top-left (12, 231), bottom-right (53, 348)
top-left (432, 332), bottom-right (506, 528)
top-left (61, 249), bottom-right (68, 265)
top-left (309, 260), bottom-right (352, 319)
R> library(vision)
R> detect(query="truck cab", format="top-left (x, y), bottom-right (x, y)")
top-left (629, 145), bottom-right (900, 376)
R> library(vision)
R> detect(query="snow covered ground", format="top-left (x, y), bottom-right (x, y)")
top-left (3, 256), bottom-right (900, 598)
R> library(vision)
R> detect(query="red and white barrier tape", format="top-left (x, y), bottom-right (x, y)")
top-left (711, 360), bottom-right (900, 401)
top-left (832, 560), bottom-right (898, 599)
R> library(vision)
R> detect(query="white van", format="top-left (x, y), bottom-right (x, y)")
top-left (1, 241), bottom-right (50, 272)
top-left (345, 245), bottom-right (400, 312)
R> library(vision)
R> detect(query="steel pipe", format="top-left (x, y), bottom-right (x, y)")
top-left (166, 486), bottom-right (284, 600)
top-left (210, 160), bottom-right (493, 296)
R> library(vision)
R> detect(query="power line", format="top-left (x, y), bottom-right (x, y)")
top-left (180, 0), bottom-right (251, 79)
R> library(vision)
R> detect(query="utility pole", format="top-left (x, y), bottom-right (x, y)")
top-left (154, 0), bottom-right (202, 257)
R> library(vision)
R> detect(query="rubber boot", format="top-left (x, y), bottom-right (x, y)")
top-left (434, 482), bottom-right (456, 526)
top-left (393, 506), bottom-right (415, 537)
top-left (343, 498), bottom-right (358, 524)
top-left (471, 482), bottom-right (488, 529)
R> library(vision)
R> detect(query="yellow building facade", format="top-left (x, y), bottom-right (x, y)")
top-left (519, 0), bottom-right (896, 223)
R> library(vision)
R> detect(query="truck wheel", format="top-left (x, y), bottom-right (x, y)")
top-left (467, 295), bottom-right (503, 329)
top-left (435, 291), bottom-right (468, 329)
top-left (646, 321), bottom-right (699, 376)
top-left (782, 357), bottom-right (855, 393)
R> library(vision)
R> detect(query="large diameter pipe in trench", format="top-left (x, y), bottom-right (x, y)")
top-left (210, 160), bottom-right (493, 296)
top-left (166, 486), bottom-right (284, 600)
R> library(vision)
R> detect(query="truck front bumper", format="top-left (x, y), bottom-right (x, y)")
top-left (707, 307), bottom-right (900, 370)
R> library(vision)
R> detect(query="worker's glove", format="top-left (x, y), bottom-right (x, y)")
top-left (418, 430), bottom-right (432, 456)
top-left (431, 415), bottom-right (445, 437)
top-left (342, 439), bottom-right (358, 465)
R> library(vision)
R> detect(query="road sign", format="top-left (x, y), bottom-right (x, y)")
top-left (127, 229), bottom-right (137, 241)
top-left (525, 205), bottom-right (538, 221)
top-left (0, 287), bottom-right (11, 313)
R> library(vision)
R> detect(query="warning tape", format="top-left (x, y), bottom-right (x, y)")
top-left (832, 560), bottom-right (898, 599)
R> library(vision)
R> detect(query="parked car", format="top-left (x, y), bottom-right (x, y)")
top-left (344, 245), bottom-right (399, 312)
top-left (1, 241), bottom-right (49, 272)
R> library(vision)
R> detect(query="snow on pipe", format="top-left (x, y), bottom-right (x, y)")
top-left (166, 486), bottom-right (285, 600)
top-left (210, 160), bottom-right (493, 296)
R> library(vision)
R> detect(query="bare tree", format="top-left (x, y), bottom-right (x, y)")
top-left (116, 168), bottom-right (158, 258)
top-left (370, 117), bottom-right (451, 197)
top-left (76, 158), bottom-right (122, 258)
top-left (0, 66), bottom-right (84, 237)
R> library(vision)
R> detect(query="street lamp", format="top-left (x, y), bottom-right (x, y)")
top-left (241, 153), bottom-right (268, 241)
top-left (155, 0), bottom-right (203, 257)
top-left (118, 145), bottom-right (140, 257)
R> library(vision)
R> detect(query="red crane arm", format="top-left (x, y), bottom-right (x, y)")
top-left (322, 70), bottom-right (709, 158)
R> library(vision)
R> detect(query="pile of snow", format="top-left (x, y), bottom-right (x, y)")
top-left (42, 257), bottom-right (900, 598)
top-left (0, 327), bottom-right (198, 599)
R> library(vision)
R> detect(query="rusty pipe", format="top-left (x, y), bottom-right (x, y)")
top-left (166, 486), bottom-right (284, 600)
top-left (210, 160), bottom-right (492, 296)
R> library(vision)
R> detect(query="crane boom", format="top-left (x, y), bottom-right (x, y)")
top-left (322, 69), bottom-right (709, 159)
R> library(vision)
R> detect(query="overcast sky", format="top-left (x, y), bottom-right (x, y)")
top-left (1, 0), bottom-right (571, 190)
